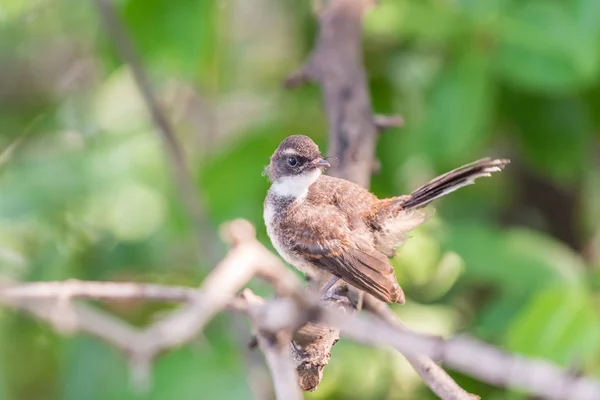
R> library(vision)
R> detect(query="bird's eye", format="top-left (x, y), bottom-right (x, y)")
top-left (287, 156), bottom-right (298, 167)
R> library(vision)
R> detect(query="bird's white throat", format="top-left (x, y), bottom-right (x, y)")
top-left (270, 169), bottom-right (321, 200)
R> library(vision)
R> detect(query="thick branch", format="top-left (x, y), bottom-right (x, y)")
top-left (3, 220), bottom-right (600, 400)
top-left (241, 290), bottom-right (303, 400)
top-left (282, 0), bottom-right (378, 390)
top-left (283, 1), bottom-right (468, 397)
top-left (243, 289), bottom-right (600, 400)
top-left (288, 0), bottom-right (377, 187)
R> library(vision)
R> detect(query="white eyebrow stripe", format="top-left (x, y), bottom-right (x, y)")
top-left (281, 148), bottom-right (299, 155)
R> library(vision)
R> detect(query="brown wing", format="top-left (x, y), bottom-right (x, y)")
top-left (283, 207), bottom-right (404, 303)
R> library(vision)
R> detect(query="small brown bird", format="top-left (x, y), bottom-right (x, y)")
top-left (263, 135), bottom-right (509, 303)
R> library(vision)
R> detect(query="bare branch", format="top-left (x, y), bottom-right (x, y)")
top-left (280, 0), bottom-right (380, 389)
top-left (0, 220), bottom-right (296, 392)
top-left (283, 60), bottom-right (320, 89)
top-left (229, 317), bottom-right (274, 400)
top-left (241, 288), bottom-right (600, 400)
top-left (2, 218), bottom-right (600, 400)
top-left (282, 0), bottom-right (457, 396)
top-left (364, 296), bottom-right (478, 400)
top-left (2, 296), bottom-right (142, 351)
top-left (127, 220), bottom-right (273, 362)
top-left (374, 114), bottom-right (405, 131)
top-left (0, 280), bottom-right (197, 302)
top-left (336, 314), bottom-right (600, 400)
top-left (93, 0), bottom-right (218, 261)
top-left (286, 0), bottom-right (379, 187)
top-left (241, 290), bottom-right (303, 400)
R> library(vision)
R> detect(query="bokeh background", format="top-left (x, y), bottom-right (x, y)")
top-left (1, 0), bottom-right (600, 399)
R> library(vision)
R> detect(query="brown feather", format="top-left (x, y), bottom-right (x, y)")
top-left (264, 135), bottom-right (508, 304)
top-left (275, 181), bottom-right (405, 303)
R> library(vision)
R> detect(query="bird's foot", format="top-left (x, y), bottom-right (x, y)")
top-left (322, 291), bottom-right (352, 307)
top-left (320, 276), bottom-right (340, 296)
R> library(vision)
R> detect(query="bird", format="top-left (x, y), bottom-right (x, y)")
top-left (263, 135), bottom-right (509, 304)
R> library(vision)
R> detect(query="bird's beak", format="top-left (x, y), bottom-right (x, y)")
top-left (309, 157), bottom-right (330, 169)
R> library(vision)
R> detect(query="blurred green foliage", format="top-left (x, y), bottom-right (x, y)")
top-left (1, 0), bottom-right (599, 399)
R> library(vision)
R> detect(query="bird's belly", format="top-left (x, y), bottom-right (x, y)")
top-left (264, 203), bottom-right (328, 281)
top-left (267, 223), bottom-right (319, 277)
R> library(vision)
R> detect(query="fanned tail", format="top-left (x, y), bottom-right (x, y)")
top-left (399, 158), bottom-right (510, 210)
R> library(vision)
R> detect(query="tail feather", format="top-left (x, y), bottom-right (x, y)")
top-left (399, 158), bottom-right (509, 210)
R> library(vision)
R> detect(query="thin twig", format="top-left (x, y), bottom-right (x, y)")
top-left (93, 0), bottom-right (219, 261)
top-left (3, 297), bottom-right (142, 351)
top-left (363, 295), bottom-right (478, 400)
top-left (373, 114), bottom-right (405, 131)
top-left (0, 280), bottom-right (197, 302)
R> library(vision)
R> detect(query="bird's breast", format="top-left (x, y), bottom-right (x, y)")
top-left (263, 199), bottom-right (324, 279)
top-left (264, 201), bottom-right (296, 264)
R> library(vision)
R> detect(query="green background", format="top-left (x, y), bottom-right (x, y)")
top-left (1, 0), bottom-right (599, 399)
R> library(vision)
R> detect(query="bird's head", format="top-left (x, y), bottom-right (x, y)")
top-left (263, 135), bottom-right (330, 198)
top-left (263, 135), bottom-right (330, 182)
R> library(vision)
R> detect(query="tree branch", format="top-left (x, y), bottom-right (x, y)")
top-left (287, 0), bottom-right (377, 187)
top-left (240, 290), bottom-right (303, 400)
top-left (282, 0), bottom-right (470, 397)
top-left (282, 0), bottom-right (377, 389)
top-left (374, 114), bottom-right (405, 131)
top-left (363, 295), bottom-right (479, 400)
top-left (239, 287), bottom-right (600, 400)
top-left (0, 280), bottom-right (197, 302)
top-left (2, 219), bottom-right (600, 400)
top-left (123, 220), bottom-right (287, 366)
top-left (2, 3), bottom-right (589, 399)
top-left (0, 220), bottom-right (300, 391)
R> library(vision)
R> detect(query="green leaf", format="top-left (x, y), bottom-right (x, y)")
top-left (364, 0), bottom-right (404, 39)
top-left (61, 338), bottom-right (130, 400)
top-left (505, 287), bottom-right (600, 366)
top-left (61, 332), bottom-right (249, 400)
top-left (122, 0), bottom-right (217, 81)
top-left (148, 346), bottom-right (249, 400)
top-left (416, 50), bottom-right (493, 169)
top-left (475, 295), bottom-right (534, 341)
top-left (457, 0), bottom-right (505, 19)
top-left (443, 223), bottom-right (584, 296)
top-left (419, 251), bottom-right (466, 301)
top-left (397, 1), bottom-right (460, 44)
top-left (494, 0), bottom-right (600, 93)
top-left (308, 341), bottom-right (393, 400)
top-left (391, 227), bottom-right (441, 287)
top-left (0, 152), bottom-right (89, 220)
top-left (505, 95), bottom-right (592, 182)
top-left (0, 359), bottom-right (9, 400)
top-left (446, 224), bottom-right (590, 343)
